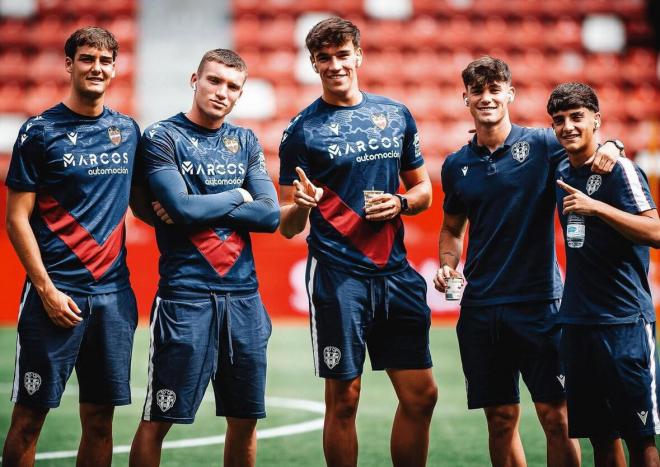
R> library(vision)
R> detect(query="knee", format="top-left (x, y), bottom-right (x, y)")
top-left (80, 406), bottom-right (114, 440)
top-left (227, 418), bottom-right (257, 437)
top-left (485, 407), bottom-right (519, 438)
top-left (400, 382), bottom-right (438, 418)
top-left (9, 405), bottom-right (48, 441)
top-left (537, 404), bottom-right (569, 438)
top-left (327, 385), bottom-right (360, 421)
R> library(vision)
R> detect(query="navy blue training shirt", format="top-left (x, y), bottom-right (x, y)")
top-left (141, 113), bottom-right (278, 296)
top-left (5, 103), bottom-right (139, 294)
top-left (279, 92), bottom-right (424, 276)
top-left (441, 125), bottom-right (564, 306)
top-left (556, 157), bottom-right (656, 324)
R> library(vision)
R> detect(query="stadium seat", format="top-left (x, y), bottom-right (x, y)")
top-left (621, 48), bottom-right (657, 84)
top-left (23, 82), bottom-right (66, 116)
top-left (0, 51), bottom-right (28, 83)
top-left (258, 15), bottom-right (295, 50)
top-left (0, 19), bottom-right (29, 48)
top-left (546, 17), bottom-right (582, 51)
top-left (0, 83), bottom-right (26, 113)
top-left (584, 53), bottom-right (621, 85)
top-left (234, 15), bottom-right (261, 49)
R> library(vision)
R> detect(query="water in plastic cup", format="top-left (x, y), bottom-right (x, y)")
top-left (363, 190), bottom-right (384, 210)
top-left (445, 277), bottom-right (464, 301)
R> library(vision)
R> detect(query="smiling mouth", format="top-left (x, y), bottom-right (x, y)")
top-left (210, 100), bottom-right (226, 107)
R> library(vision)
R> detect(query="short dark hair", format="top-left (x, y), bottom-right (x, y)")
top-left (305, 17), bottom-right (360, 56)
top-left (64, 27), bottom-right (119, 60)
top-left (197, 49), bottom-right (247, 75)
top-left (547, 82), bottom-right (599, 115)
top-left (461, 56), bottom-right (511, 89)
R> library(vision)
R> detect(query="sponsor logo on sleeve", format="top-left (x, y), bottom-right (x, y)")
top-left (20, 134), bottom-right (27, 145)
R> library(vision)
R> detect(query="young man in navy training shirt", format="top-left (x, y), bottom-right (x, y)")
top-left (279, 17), bottom-right (437, 467)
top-left (2, 27), bottom-right (150, 466)
top-left (434, 56), bottom-right (622, 467)
top-left (550, 82), bottom-right (660, 467)
top-left (128, 49), bottom-right (279, 467)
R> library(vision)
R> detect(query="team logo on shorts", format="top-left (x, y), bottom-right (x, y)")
top-left (108, 126), bottom-right (122, 145)
top-left (556, 374), bottom-right (565, 388)
top-left (323, 346), bottom-right (341, 369)
top-left (371, 114), bottom-right (388, 130)
top-left (156, 389), bottom-right (176, 412)
top-left (223, 136), bottom-right (240, 154)
top-left (586, 174), bottom-right (602, 195)
top-left (511, 141), bottom-right (530, 163)
top-left (24, 372), bottom-right (41, 395)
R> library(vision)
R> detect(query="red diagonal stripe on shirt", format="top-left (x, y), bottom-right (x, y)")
top-left (38, 194), bottom-right (126, 281)
top-left (316, 183), bottom-right (401, 268)
top-left (189, 229), bottom-right (245, 277)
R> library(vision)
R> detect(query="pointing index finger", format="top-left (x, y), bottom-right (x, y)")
top-left (556, 179), bottom-right (578, 194)
top-left (295, 166), bottom-right (310, 184)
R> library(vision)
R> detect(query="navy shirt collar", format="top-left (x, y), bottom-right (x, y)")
top-left (469, 124), bottom-right (525, 156)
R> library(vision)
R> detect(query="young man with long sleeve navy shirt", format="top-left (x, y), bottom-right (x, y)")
top-left (129, 49), bottom-right (279, 467)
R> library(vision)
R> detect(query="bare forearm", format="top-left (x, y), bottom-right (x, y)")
top-left (7, 217), bottom-right (54, 293)
top-left (594, 203), bottom-right (660, 248)
top-left (279, 203), bottom-right (310, 238)
top-left (439, 228), bottom-right (464, 269)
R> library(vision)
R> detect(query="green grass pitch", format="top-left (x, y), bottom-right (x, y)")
top-left (0, 324), bottom-right (621, 466)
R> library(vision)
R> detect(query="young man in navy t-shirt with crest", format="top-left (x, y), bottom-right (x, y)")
top-left (550, 82), bottom-right (660, 467)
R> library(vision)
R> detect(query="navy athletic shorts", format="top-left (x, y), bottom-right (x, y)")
top-left (142, 291), bottom-right (272, 423)
top-left (11, 281), bottom-right (137, 408)
top-left (305, 256), bottom-right (432, 380)
top-left (457, 300), bottom-right (565, 409)
top-left (561, 319), bottom-right (660, 439)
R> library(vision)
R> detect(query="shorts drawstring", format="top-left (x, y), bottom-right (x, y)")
top-left (211, 293), bottom-right (220, 377)
top-left (225, 292), bottom-right (234, 365)
top-left (383, 278), bottom-right (390, 321)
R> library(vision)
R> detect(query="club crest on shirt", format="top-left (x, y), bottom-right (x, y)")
top-left (24, 372), bottom-right (41, 395)
top-left (586, 174), bottom-right (602, 195)
top-left (323, 346), bottom-right (341, 369)
top-left (108, 127), bottom-right (121, 145)
top-left (371, 113), bottom-right (388, 130)
top-left (223, 136), bottom-right (239, 154)
top-left (156, 389), bottom-right (176, 412)
top-left (511, 141), bottom-right (530, 163)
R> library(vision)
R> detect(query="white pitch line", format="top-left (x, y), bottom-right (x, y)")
top-left (0, 391), bottom-right (325, 462)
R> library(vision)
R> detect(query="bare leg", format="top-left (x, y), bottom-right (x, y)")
top-left (224, 417), bottom-right (258, 467)
top-left (589, 436), bottom-right (626, 467)
top-left (534, 400), bottom-right (580, 467)
top-left (77, 403), bottom-right (115, 467)
top-left (323, 377), bottom-right (361, 467)
top-left (387, 368), bottom-right (438, 467)
top-left (484, 404), bottom-right (527, 467)
top-left (2, 403), bottom-right (49, 467)
top-left (129, 420), bottom-right (172, 467)
top-left (624, 435), bottom-right (660, 467)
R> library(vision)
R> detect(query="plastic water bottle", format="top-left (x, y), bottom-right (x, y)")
top-left (566, 214), bottom-right (585, 248)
